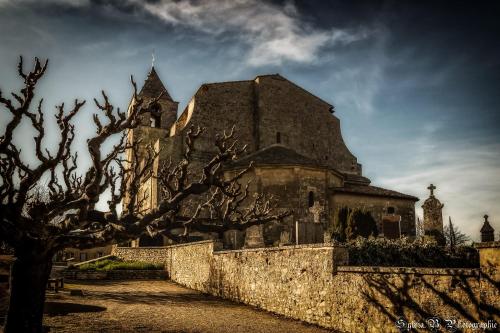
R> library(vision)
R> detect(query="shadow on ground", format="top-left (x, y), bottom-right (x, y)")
top-left (63, 280), bottom-right (238, 307)
top-left (44, 302), bottom-right (106, 316)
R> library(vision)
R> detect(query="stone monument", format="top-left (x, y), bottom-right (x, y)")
top-left (422, 184), bottom-right (444, 235)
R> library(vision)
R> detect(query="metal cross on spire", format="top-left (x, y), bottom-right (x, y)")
top-left (427, 183), bottom-right (436, 196)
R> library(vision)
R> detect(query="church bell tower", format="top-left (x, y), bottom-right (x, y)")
top-left (123, 65), bottom-right (178, 219)
top-left (126, 66), bottom-right (178, 163)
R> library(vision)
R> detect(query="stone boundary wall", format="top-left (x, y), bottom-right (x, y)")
top-left (113, 241), bottom-right (499, 333)
top-left (111, 246), bottom-right (172, 265)
top-left (63, 269), bottom-right (166, 280)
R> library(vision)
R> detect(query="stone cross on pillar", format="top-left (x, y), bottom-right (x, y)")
top-left (309, 201), bottom-right (324, 223)
top-left (428, 183), bottom-right (436, 197)
top-left (422, 184), bottom-right (444, 235)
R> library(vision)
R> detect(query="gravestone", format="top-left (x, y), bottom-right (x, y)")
top-left (244, 225), bottom-right (265, 248)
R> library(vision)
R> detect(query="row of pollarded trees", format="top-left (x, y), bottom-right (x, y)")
top-left (0, 57), bottom-right (289, 333)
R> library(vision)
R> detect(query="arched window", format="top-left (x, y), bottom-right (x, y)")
top-left (308, 191), bottom-right (314, 208)
top-left (387, 207), bottom-right (395, 214)
top-left (276, 132), bottom-right (281, 144)
top-left (150, 113), bottom-right (161, 128)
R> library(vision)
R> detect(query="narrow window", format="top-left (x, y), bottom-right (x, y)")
top-left (276, 132), bottom-right (281, 144)
top-left (150, 114), bottom-right (161, 128)
top-left (325, 155), bottom-right (328, 160)
top-left (308, 191), bottom-right (314, 208)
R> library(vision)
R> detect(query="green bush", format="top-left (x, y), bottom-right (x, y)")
top-left (345, 237), bottom-right (479, 268)
top-left (77, 258), bottom-right (163, 271)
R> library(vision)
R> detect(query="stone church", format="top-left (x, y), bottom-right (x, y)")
top-left (126, 66), bottom-right (418, 248)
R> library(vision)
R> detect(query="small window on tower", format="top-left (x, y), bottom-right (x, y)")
top-left (308, 191), bottom-right (314, 208)
top-left (150, 113), bottom-right (161, 128)
top-left (276, 132), bottom-right (281, 144)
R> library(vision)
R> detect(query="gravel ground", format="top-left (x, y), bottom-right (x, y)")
top-left (42, 280), bottom-right (335, 333)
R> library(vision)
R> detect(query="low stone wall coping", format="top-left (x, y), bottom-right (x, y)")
top-left (214, 243), bottom-right (345, 255)
top-left (115, 240), bottom-right (216, 251)
top-left (337, 265), bottom-right (480, 276)
top-left (475, 241), bottom-right (500, 249)
top-left (70, 254), bottom-right (114, 268)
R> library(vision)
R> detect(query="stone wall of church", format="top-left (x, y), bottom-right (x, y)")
top-left (113, 241), bottom-right (499, 333)
top-left (177, 81), bottom-right (258, 154)
top-left (255, 75), bottom-right (361, 175)
top-left (329, 193), bottom-right (416, 237)
top-left (225, 165), bottom-right (343, 246)
top-left (169, 75), bottom-right (361, 176)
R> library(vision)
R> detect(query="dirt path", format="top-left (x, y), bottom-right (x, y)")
top-left (43, 280), bottom-right (335, 333)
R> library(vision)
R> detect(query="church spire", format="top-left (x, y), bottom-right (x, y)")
top-left (139, 65), bottom-right (173, 101)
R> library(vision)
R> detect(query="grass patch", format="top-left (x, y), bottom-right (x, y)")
top-left (77, 258), bottom-right (163, 271)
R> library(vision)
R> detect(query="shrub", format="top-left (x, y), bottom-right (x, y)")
top-left (345, 237), bottom-right (479, 268)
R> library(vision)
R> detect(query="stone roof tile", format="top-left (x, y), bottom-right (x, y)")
top-left (228, 144), bottom-right (323, 169)
top-left (332, 184), bottom-right (419, 201)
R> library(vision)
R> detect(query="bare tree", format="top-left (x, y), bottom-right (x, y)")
top-left (0, 57), bottom-right (288, 333)
top-left (444, 217), bottom-right (470, 250)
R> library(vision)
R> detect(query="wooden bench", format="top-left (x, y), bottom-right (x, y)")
top-left (47, 278), bottom-right (64, 293)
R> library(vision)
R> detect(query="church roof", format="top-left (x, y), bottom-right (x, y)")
top-left (343, 173), bottom-right (371, 185)
top-left (227, 144), bottom-right (325, 169)
top-left (139, 67), bottom-right (173, 101)
top-left (481, 221), bottom-right (495, 233)
top-left (332, 184), bottom-right (419, 201)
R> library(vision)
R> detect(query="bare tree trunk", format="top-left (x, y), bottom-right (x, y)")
top-left (4, 250), bottom-right (52, 333)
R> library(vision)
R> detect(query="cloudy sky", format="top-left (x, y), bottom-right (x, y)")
top-left (0, 0), bottom-right (499, 240)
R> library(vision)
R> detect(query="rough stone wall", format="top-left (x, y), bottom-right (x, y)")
top-left (112, 247), bottom-right (170, 265)
top-left (255, 75), bottom-right (360, 175)
top-left (476, 242), bottom-right (500, 324)
top-left (227, 166), bottom-right (342, 246)
top-left (64, 245), bottom-right (114, 263)
top-left (169, 75), bottom-right (361, 175)
top-left (114, 241), bottom-right (499, 332)
top-left (330, 193), bottom-right (416, 237)
top-left (179, 81), bottom-right (257, 154)
top-left (166, 240), bottom-right (220, 292)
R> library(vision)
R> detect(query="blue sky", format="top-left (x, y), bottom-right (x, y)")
top-left (1, 0), bottom-right (499, 240)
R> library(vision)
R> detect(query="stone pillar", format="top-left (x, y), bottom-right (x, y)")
top-left (481, 214), bottom-right (495, 242)
top-left (422, 184), bottom-right (444, 235)
top-left (475, 241), bottom-right (500, 324)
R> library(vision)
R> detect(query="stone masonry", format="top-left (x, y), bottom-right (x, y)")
top-left (113, 241), bottom-right (500, 333)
